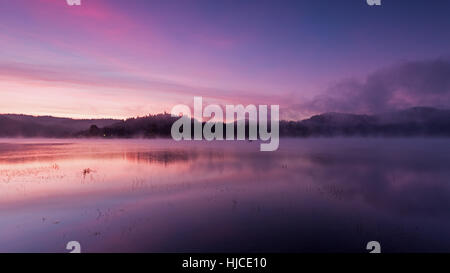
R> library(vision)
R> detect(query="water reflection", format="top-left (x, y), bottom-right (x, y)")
top-left (1, 138), bottom-right (450, 252)
top-left (0, 142), bottom-right (203, 166)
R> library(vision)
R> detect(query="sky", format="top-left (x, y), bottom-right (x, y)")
top-left (1, 0), bottom-right (450, 120)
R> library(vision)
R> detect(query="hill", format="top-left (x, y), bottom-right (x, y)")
top-left (2, 107), bottom-right (450, 138)
top-left (0, 114), bottom-right (119, 137)
top-left (280, 107), bottom-right (450, 137)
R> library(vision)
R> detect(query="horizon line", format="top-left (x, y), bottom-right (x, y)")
top-left (1, 106), bottom-right (449, 123)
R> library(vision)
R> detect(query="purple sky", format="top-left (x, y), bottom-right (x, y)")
top-left (1, 0), bottom-right (450, 119)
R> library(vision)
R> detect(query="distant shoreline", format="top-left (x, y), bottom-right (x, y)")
top-left (2, 107), bottom-right (450, 138)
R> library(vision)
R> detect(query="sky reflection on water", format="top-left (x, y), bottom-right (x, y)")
top-left (1, 138), bottom-right (450, 252)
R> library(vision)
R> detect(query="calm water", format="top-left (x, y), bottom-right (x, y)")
top-left (1, 138), bottom-right (450, 253)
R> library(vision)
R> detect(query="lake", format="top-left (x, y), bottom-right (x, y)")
top-left (1, 138), bottom-right (450, 252)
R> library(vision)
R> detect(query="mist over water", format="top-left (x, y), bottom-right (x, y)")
top-left (1, 138), bottom-right (450, 252)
